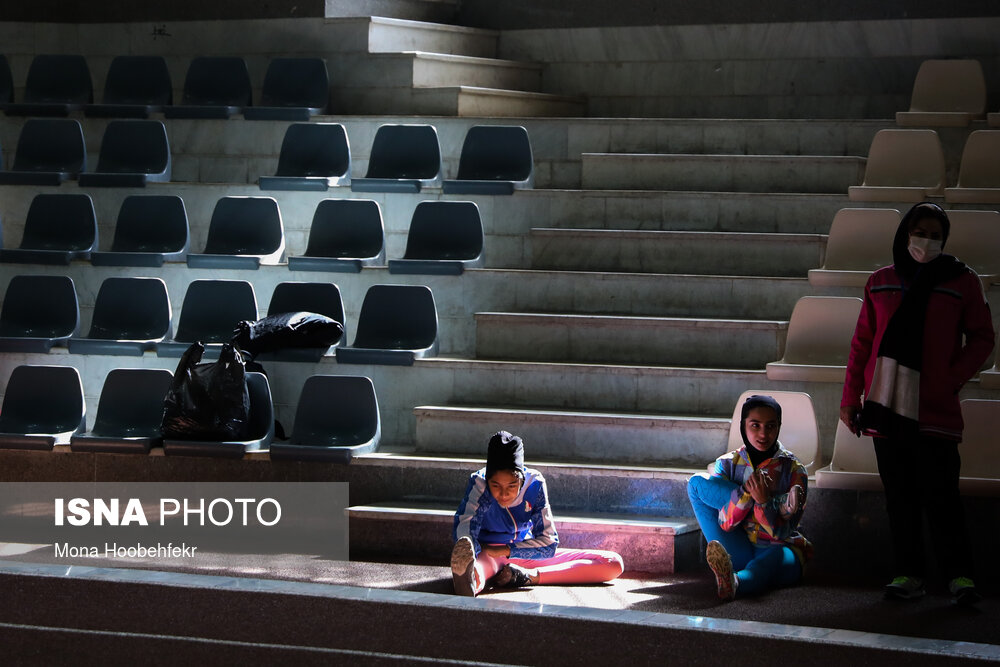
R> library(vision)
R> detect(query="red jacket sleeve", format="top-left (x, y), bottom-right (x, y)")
top-left (842, 277), bottom-right (878, 409)
top-left (949, 270), bottom-right (995, 390)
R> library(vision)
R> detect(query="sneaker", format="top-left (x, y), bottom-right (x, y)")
top-left (450, 537), bottom-right (476, 597)
top-left (783, 485), bottom-right (803, 515)
top-left (495, 563), bottom-right (534, 589)
top-left (949, 577), bottom-right (982, 606)
top-left (705, 540), bottom-right (737, 601)
top-left (884, 575), bottom-right (925, 600)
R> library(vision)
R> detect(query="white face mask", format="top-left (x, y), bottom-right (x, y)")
top-left (908, 235), bottom-right (942, 263)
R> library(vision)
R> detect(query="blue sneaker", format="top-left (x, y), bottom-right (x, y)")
top-left (884, 575), bottom-right (925, 600)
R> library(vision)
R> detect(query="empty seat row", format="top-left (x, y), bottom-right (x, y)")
top-left (0, 276), bottom-right (439, 365)
top-left (896, 59), bottom-right (1000, 128)
top-left (808, 207), bottom-right (1000, 288)
top-left (0, 364), bottom-right (379, 462)
top-left (0, 118), bottom-right (170, 186)
top-left (850, 129), bottom-right (1000, 203)
top-left (0, 194), bottom-right (484, 274)
top-left (259, 122), bottom-right (534, 195)
top-left (0, 54), bottom-right (328, 120)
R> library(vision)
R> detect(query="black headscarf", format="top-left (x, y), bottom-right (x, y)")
top-left (740, 395), bottom-right (782, 468)
top-left (485, 431), bottom-right (525, 479)
top-left (860, 202), bottom-right (967, 437)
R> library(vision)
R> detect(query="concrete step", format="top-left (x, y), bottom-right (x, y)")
top-left (581, 153), bottom-right (867, 194)
top-left (412, 86), bottom-right (586, 117)
top-left (359, 52), bottom-right (542, 91)
top-left (474, 312), bottom-right (786, 368)
top-left (413, 405), bottom-right (730, 466)
top-left (323, 0), bottom-right (459, 23)
top-left (347, 499), bottom-right (701, 573)
top-left (530, 228), bottom-right (827, 277)
top-left (367, 16), bottom-right (498, 57)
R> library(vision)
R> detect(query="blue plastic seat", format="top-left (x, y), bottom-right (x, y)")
top-left (186, 196), bottom-right (285, 269)
top-left (68, 277), bottom-right (171, 356)
top-left (287, 199), bottom-right (385, 273)
top-left (388, 200), bottom-right (484, 275)
top-left (253, 281), bottom-right (346, 362)
top-left (163, 57), bottom-right (252, 119)
top-left (0, 193), bottom-right (96, 265)
top-left (243, 58), bottom-right (329, 121)
top-left (0, 54), bottom-right (12, 107)
top-left (162, 372), bottom-right (274, 458)
top-left (351, 124), bottom-right (442, 193)
top-left (258, 123), bottom-right (351, 191)
top-left (70, 368), bottom-right (174, 454)
top-left (0, 119), bottom-right (86, 185)
top-left (335, 284), bottom-right (438, 366)
top-left (443, 125), bottom-right (534, 195)
top-left (0, 365), bottom-right (85, 450)
top-left (156, 279), bottom-right (257, 358)
top-left (0, 275), bottom-right (79, 353)
top-left (85, 55), bottom-right (172, 118)
top-left (3, 54), bottom-right (92, 117)
top-left (89, 195), bottom-right (190, 267)
top-left (270, 375), bottom-right (380, 463)
top-left (78, 120), bottom-right (171, 187)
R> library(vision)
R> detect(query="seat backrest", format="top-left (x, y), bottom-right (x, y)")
top-left (94, 120), bottom-right (170, 175)
top-left (908, 59), bottom-right (986, 115)
top-left (101, 55), bottom-right (172, 105)
top-left (22, 54), bottom-right (92, 105)
top-left (304, 199), bottom-right (384, 259)
top-left (259, 58), bottom-right (329, 109)
top-left (19, 193), bottom-right (96, 251)
top-left (245, 372), bottom-right (275, 444)
top-left (402, 200), bottom-right (484, 261)
top-left (111, 194), bottom-right (189, 253)
top-left (861, 129), bottom-right (945, 189)
top-left (202, 196), bottom-right (284, 255)
top-left (268, 281), bottom-right (345, 324)
top-left (91, 368), bottom-right (173, 437)
top-left (88, 277), bottom-right (171, 340)
top-left (290, 375), bottom-right (380, 447)
top-left (456, 125), bottom-right (533, 182)
top-left (353, 284), bottom-right (438, 350)
top-left (275, 123), bottom-right (350, 178)
top-left (821, 208), bottom-right (899, 272)
top-left (960, 399), bottom-right (1000, 478)
top-left (181, 57), bottom-right (252, 107)
top-left (955, 130), bottom-right (1000, 189)
top-left (0, 54), bottom-right (13, 104)
top-left (726, 390), bottom-right (819, 471)
top-left (364, 124), bottom-right (441, 180)
top-left (829, 419), bottom-right (878, 473)
top-left (175, 279), bottom-right (257, 343)
top-left (0, 365), bottom-right (84, 435)
top-left (782, 296), bottom-right (863, 365)
top-left (0, 274), bottom-right (79, 338)
top-left (946, 210), bottom-right (1000, 276)
top-left (11, 119), bottom-right (86, 174)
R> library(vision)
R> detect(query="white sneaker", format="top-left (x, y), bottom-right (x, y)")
top-left (450, 537), bottom-right (476, 597)
top-left (783, 485), bottom-right (803, 515)
top-left (706, 540), bottom-right (737, 601)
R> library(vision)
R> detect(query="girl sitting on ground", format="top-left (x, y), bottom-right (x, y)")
top-left (687, 394), bottom-right (812, 600)
top-left (450, 431), bottom-right (624, 596)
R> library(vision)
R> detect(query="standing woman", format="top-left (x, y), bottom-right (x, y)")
top-left (841, 202), bottom-right (995, 604)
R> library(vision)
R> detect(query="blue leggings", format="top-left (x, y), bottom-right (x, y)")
top-left (687, 473), bottom-right (801, 597)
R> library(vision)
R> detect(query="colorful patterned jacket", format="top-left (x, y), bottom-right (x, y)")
top-left (713, 442), bottom-right (813, 562)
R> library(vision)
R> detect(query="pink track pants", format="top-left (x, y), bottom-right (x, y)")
top-left (472, 547), bottom-right (624, 595)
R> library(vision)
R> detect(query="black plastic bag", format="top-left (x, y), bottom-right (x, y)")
top-left (232, 311), bottom-right (344, 358)
top-left (161, 342), bottom-right (250, 441)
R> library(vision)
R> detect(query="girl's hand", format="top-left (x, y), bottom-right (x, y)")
top-left (481, 544), bottom-right (511, 558)
top-left (745, 469), bottom-right (773, 504)
top-left (840, 405), bottom-right (861, 436)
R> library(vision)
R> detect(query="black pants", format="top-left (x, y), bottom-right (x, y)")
top-left (873, 434), bottom-right (974, 581)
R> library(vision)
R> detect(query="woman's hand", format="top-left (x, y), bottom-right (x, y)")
top-left (840, 405), bottom-right (861, 436)
top-left (481, 544), bottom-right (511, 558)
top-left (745, 469), bottom-right (774, 505)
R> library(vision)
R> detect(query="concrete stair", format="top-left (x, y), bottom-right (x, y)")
top-left (323, 0), bottom-right (460, 23)
top-left (581, 153), bottom-right (867, 194)
top-left (474, 312), bottom-right (786, 368)
top-left (529, 228), bottom-right (827, 277)
top-left (413, 405), bottom-right (730, 466)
